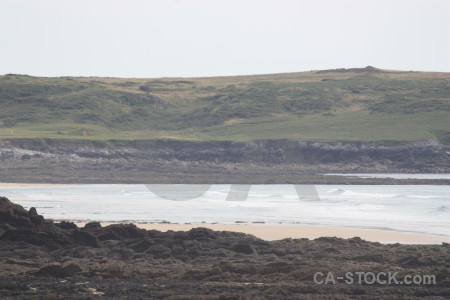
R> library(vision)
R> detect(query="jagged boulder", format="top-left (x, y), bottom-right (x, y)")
top-left (33, 262), bottom-right (82, 277)
top-left (88, 224), bottom-right (148, 241)
top-left (0, 196), bottom-right (54, 233)
top-left (71, 230), bottom-right (101, 248)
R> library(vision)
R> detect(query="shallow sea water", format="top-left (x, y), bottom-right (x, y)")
top-left (1, 180), bottom-right (449, 237)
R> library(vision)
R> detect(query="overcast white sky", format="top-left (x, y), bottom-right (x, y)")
top-left (0, 0), bottom-right (449, 78)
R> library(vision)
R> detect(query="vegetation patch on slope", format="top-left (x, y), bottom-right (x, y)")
top-left (1, 67), bottom-right (449, 144)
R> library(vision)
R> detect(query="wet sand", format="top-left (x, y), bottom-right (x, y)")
top-left (75, 222), bottom-right (450, 244)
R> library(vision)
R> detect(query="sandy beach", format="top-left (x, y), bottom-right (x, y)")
top-left (74, 222), bottom-right (450, 244)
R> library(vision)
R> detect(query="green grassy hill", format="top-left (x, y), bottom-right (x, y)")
top-left (1, 66), bottom-right (449, 144)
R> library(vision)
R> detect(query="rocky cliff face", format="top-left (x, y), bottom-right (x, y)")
top-left (0, 139), bottom-right (448, 183)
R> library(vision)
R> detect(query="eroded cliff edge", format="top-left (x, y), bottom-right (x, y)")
top-left (0, 139), bottom-right (449, 183)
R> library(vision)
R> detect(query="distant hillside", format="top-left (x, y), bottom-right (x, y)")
top-left (1, 67), bottom-right (449, 144)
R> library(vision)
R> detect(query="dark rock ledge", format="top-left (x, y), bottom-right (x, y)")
top-left (0, 196), bottom-right (449, 299)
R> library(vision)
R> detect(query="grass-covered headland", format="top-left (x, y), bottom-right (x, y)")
top-left (1, 67), bottom-right (449, 183)
top-left (1, 66), bottom-right (449, 144)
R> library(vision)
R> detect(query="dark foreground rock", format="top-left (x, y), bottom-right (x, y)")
top-left (1, 196), bottom-right (449, 299)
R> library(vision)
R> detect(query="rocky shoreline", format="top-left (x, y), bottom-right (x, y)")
top-left (0, 139), bottom-right (449, 184)
top-left (1, 196), bottom-right (449, 299)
